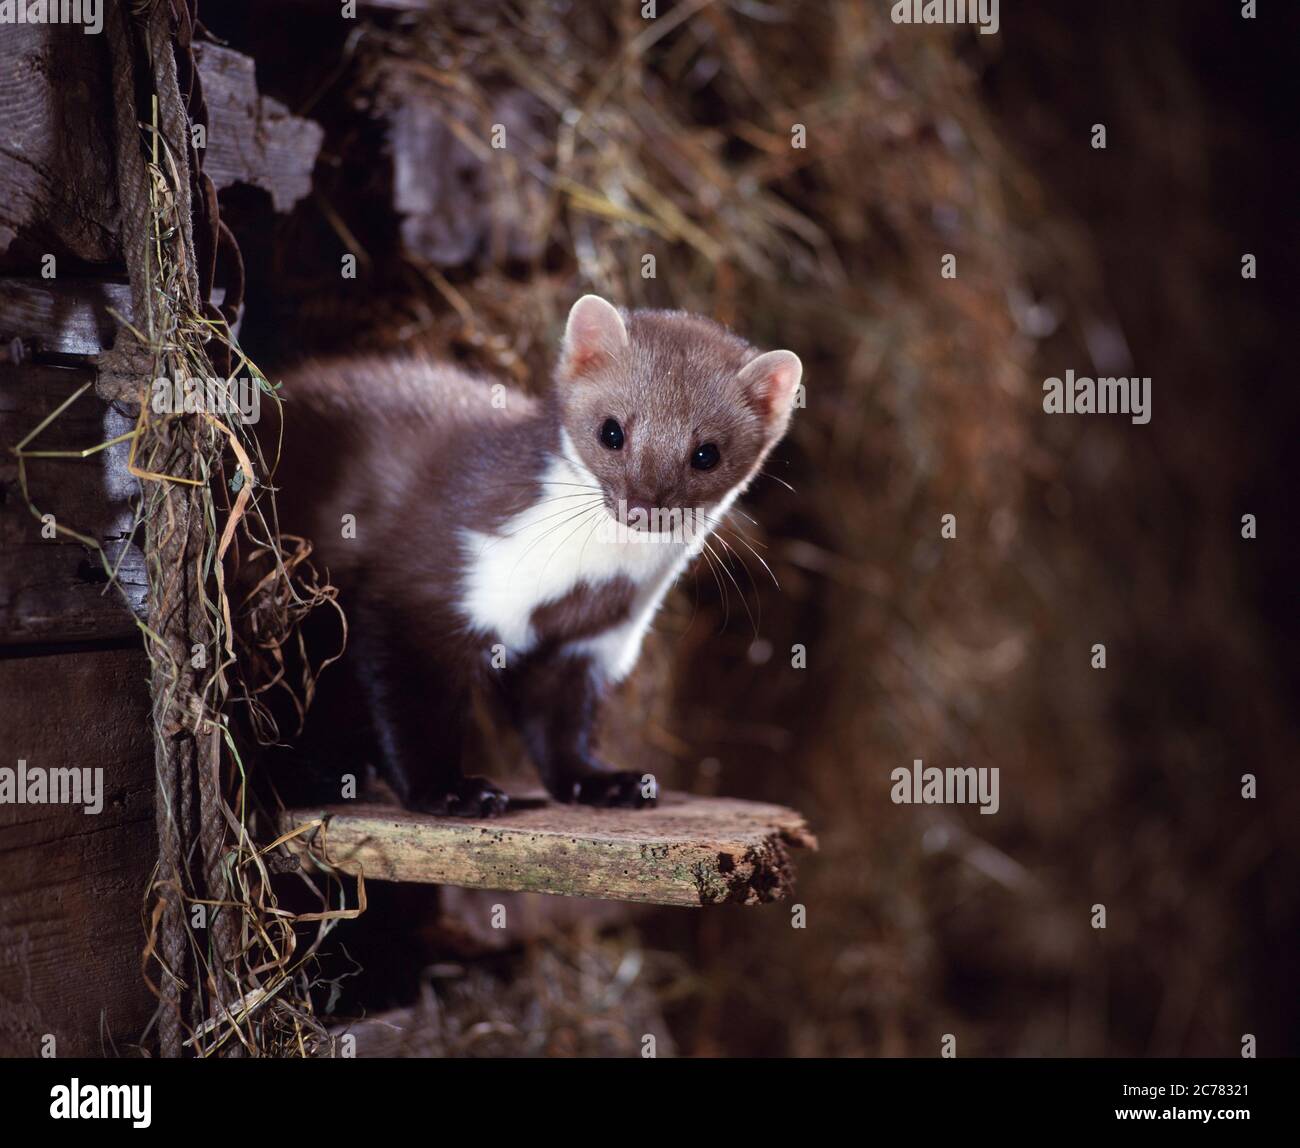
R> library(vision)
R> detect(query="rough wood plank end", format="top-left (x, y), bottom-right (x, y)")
top-left (194, 43), bottom-right (324, 214)
top-left (279, 793), bottom-right (817, 908)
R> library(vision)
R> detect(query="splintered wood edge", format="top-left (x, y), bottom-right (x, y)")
top-left (277, 793), bottom-right (817, 908)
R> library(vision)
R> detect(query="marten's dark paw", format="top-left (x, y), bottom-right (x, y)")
top-left (413, 776), bottom-right (510, 818)
top-left (567, 769), bottom-right (656, 809)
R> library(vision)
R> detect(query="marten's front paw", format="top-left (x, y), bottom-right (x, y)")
top-left (413, 776), bottom-right (510, 818)
top-left (557, 767), bottom-right (656, 809)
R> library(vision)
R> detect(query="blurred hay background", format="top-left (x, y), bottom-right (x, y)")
top-left (213, 0), bottom-right (1298, 1055)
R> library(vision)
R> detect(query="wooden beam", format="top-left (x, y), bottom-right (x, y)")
top-left (0, 23), bottom-right (119, 269)
top-left (0, 647), bottom-right (155, 1056)
top-left (378, 73), bottom-right (551, 268)
top-left (281, 793), bottom-right (817, 908)
top-left (0, 278), bottom-right (225, 359)
top-left (0, 362), bottom-right (147, 645)
top-left (0, 278), bottom-right (131, 358)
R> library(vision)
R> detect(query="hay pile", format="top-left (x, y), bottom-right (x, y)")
top-left (335, 930), bottom-right (678, 1057)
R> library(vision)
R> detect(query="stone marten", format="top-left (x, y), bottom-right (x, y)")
top-left (269, 296), bottom-right (801, 816)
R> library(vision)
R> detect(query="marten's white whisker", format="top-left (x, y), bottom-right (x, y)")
top-left (703, 535), bottom-right (758, 637)
top-left (696, 538), bottom-right (730, 629)
top-left (710, 522), bottom-right (779, 590)
top-left (758, 470), bottom-right (796, 493)
top-left (507, 499), bottom-right (607, 575)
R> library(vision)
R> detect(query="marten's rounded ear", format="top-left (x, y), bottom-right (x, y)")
top-left (738, 349), bottom-right (802, 431)
top-left (561, 295), bottom-right (629, 378)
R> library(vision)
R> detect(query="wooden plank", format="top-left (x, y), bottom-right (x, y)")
top-left (0, 362), bottom-right (146, 645)
top-left (280, 793), bottom-right (817, 908)
top-left (0, 23), bottom-right (119, 268)
top-left (0, 647), bottom-right (155, 1057)
top-left (0, 27), bottom-right (319, 276)
top-left (0, 278), bottom-right (131, 358)
top-left (0, 277), bottom-right (224, 359)
top-left (193, 44), bottom-right (325, 214)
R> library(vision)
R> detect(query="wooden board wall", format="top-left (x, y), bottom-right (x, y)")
top-left (0, 359), bottom-right (147, 646)
top-left (0, 648), bottom-right (156, 1057)
top-left (0, 19), bottom-right (322, 1058)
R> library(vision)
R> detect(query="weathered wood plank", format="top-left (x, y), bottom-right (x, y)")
top-left (0, 23), bottom-right (119, 268)
top-left (0, 28), bottom-right (320, 275)
top-left (280, 793), bottom-right (817, 908)
top-left (0, 362), bottom-right (146, 645)
top-left (0, 647), bottom-right (155, 1057)
top-left (0, 278), bottom-right (131, 358)
top-left (193, 43), bottom-right (325, 214)
top-left (0, 277), bottom-right (225, 359)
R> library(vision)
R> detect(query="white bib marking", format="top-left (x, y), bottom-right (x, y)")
top-left (458, 432), bottom-right (729, 681)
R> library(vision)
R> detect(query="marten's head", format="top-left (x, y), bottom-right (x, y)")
top-left (555, 295), bottom-right (801, 529)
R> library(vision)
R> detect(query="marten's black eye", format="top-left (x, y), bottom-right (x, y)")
top-left (600, 419), bottom-right (624, 450)
top-left (691, 443), bottom-right (720, 471)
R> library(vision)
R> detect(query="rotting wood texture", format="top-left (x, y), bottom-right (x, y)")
top-left (280, 792), bottom-right (817, 908)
